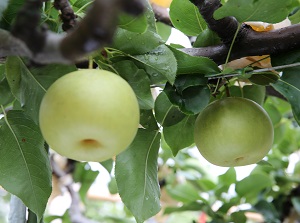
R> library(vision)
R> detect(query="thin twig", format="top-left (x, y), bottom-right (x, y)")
top-left (207, 61), bottom-right (300, 79)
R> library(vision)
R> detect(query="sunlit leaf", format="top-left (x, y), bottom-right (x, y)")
top-left (169, 0), bottom-right (207, 36)
top-left (118, 13), bottom-right (148, 33)
top-left (214, 0), bottom-right (292, 23)
top-left (0, 110), bottom-right (52, 221)
top-left (115, 129), bottom-right (161, 223)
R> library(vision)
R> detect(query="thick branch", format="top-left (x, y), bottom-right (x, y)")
top-left (181, 24), bottom-right (300, 65)
top-left (60, 0), bottom-right (121, 61)
top-left (6, 0), bottom-right (144, 64)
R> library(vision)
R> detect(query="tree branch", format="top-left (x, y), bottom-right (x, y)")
top-left (181, 24), bottom-right (300, 65)
top-left (181, 0), bottom-right (300, 65)
top-left (5, 0), bottom-right (144, 64)
top-left (53, 0), bottom-right (77, 32)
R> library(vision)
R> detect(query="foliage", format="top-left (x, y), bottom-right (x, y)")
top-left (1, 0), bottom-right (300, 222)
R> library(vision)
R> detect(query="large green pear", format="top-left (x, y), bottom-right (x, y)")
top-left (194, 97), bottom-right (273, 167)
top-left (39, 69), bottom-right (139, 162)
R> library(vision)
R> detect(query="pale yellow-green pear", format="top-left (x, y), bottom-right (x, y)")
top-left (194, 97), bottom-right (273, 167)
top-left (39, 69), bottom-right (139, 162)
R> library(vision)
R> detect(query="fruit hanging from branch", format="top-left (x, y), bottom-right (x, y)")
top-left (194, 97), bottom-right (274, 167)
top-left (39, 69), bottom-right (140, 162)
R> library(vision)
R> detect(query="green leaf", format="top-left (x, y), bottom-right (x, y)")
top-left (218, 167), bottom-right (236, 186)
top-left (214, 0), bottom-right (292, 23)
top-left (180, 85), bottom-right (211, 114)
top-left (243, 85), bottom-right (266, 106)
top-left (133, 44), bottom-right (177, 84)
top-left (140, 109), bottom-right (159, 131)
top-left (164, 82), bottom-right (211, 115)
top-left (174, 74), bottom-right (207, 94)
top-left (0, 110), bottom-right (52, 221)
top-left (163, 115), bottom-right (196, 156)
top-left (248, 72), bottom-right (280, 86)
top-left (271, 49), bottom-right (300, 66)
top-left (144, 0), bottom-right (157, 33)
top-left (289, 9), bottom-right (300, 24)
top-left (118, 13), bottom-right (148, 33)
top-left (5, 56), bottom-right (77, 124)
top-left (154, 92), bottom-right (186, 127)
top-left (169, 0), bottom-right (206, 36)
top-left (236, 173), bottom-right (273, 201)
top-left (0, 0), bottom-right (9, 19)
top-left (108, 177), bottom-right (118, 194)
top-left (264, 102), bottom-right (282, 125)
top-left (193, 28), bottom-right (221, 47)
top-left (5, 57), bottom-right (21, 98)
top-left (113, 60), bottom-right (154, 109)
top-left (0, 78), bottom-right (14, 106)
top-left (253, 200), bottom-right (280, 222)
top-left (195, 178), bottom-right (217, 191)
top-left (100, 159), bottom-right (114, 173)
top-left (73, 162), bottom-right (99, 201)
top-left (166, 182), bottom-right (202, 203)
top-left (164, 201), bottom-right (206, 214)
top-left (156, 22), bottom-right (172, 42)
top-left (276, 122), bottom-right (300, 155)
top-left (169, 46), bottom-right (220, 75)
top-left (231, 211), bottom-right (247, 223)
top-left (0, 0), bottom-right (24, 29)
top-left (112, 28), bottom-right (163, 55)
top-left (115, 129), bottom-right (161, 223)
top-left (271, 68), bottom-right (300, 125)
top-left (292, 197), bottom-right (300, 214)
top-left (73, 0), bottom-right (93, 10)
top-left (27, 209), bottom-right (42, 223)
